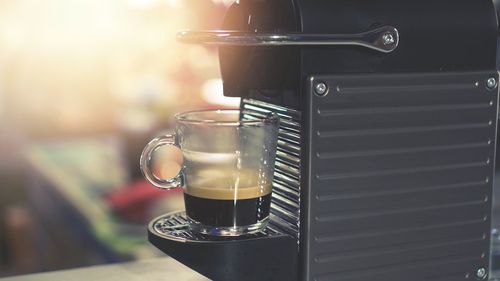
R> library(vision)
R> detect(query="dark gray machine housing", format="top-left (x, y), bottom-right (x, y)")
top-left (225, 0), bottom-right (499, 280)
top-left (148, 1), bottom-right (500, 280)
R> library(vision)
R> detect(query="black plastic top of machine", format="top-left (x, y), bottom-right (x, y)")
top-left (219, 0), bottom-right (498, 109)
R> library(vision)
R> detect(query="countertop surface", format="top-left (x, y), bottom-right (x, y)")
top-left (0, 258), bottom-right (210, 281)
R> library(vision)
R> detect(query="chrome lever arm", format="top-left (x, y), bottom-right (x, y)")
top-left (177, 25), bottom-right (399, 53)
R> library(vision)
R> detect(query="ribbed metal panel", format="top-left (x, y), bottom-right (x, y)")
top-left (242, 98), bottom-right (302, 238)
top-left (306, 72), bottom-right (498, 281)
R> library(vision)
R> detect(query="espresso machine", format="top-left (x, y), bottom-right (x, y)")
top-left (147, 0), bottom-right (500, 280)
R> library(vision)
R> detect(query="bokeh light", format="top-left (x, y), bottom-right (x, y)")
top-left (0, 0), bottom-right (234, 277)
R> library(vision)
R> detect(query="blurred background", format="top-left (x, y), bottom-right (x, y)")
top-left (0, 0), bottom-right (239, 277)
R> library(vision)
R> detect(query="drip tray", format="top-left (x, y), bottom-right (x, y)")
top-left (148, 211), bottom-right (298, 281)
top-left (149, 211), bottom-right (284, 242)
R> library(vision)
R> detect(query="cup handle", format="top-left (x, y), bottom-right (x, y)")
top-left (140, 132), bottom-right (184, 189)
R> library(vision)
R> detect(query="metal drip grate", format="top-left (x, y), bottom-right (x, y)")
top-left (150, 211), bottom-right (284, 242)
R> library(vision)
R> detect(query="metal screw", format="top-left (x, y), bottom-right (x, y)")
top-left (314, 82), bottom-right (328, 96)
top-left (382, 32), bottom-right (395, 45)
top-left (486, 77), bottom-right (497, 90)
top-left (476, 267), bottom-right (487, 279)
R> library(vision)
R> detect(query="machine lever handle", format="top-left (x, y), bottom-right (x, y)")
top-left (177, 25), bottom-right (399, 53)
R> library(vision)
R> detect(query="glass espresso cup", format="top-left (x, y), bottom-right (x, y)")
top-left (140, 109), bottom-right (279, 236)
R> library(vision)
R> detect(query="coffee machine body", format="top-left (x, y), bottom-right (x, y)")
top-left (148, 1), bottom-right (500, 280)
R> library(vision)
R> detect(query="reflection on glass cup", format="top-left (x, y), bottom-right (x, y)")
top-left (140, 109), bottom-right (279, 236)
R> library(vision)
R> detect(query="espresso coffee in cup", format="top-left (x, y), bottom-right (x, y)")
top-left (140, 109), bottom-right (279, 236)
top-left (184, 168), bottom-right (272, 227)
